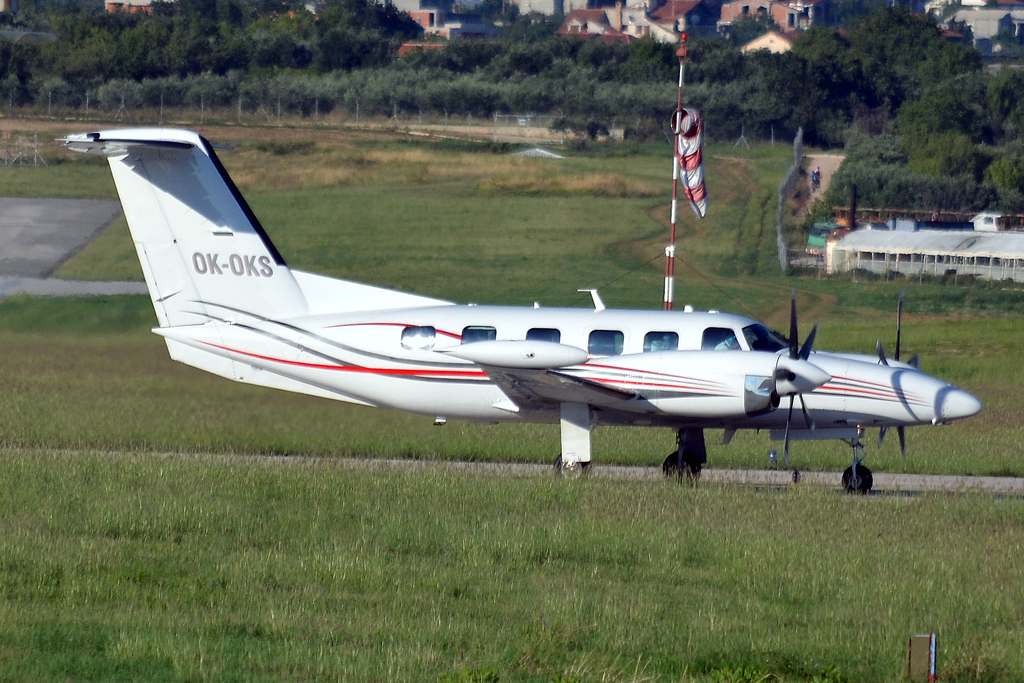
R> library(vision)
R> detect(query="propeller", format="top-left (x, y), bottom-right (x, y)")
top-left (780, 290), bottom-right (823, 466)
top-left (895, 288), bottom-right (904, 362)
top-left (877, 289), bottom-right (912, 459)
top-left (877, 425), bottom-right (907, 460)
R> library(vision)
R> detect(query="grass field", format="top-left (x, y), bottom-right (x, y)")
top-left (2, 122), bottom-right (1023, 681)
top-left (1, 450), bottom-right (1022, 683)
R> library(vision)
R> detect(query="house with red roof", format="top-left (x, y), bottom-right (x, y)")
top-left (558, 8), bottom-right (633, 41)
top-left (649, 0), bottom-right (719, 38)
top-left (557, 0), bottom-right (718, 42)
top-left (718, 0), bottom-right (834, 34)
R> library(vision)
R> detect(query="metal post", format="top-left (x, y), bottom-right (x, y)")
top-left (664, 35), bottom-right (687, 311)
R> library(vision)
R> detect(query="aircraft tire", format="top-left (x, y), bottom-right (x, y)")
top-left (554, 454), bottom-right (590, 478)
top-left (841, 465), bottom-right (873, 494)
top-left (662, 451), bottom-right (702, 482)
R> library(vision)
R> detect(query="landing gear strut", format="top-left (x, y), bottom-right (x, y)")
top-left (841, 438), bottom-right (873, 494)
top-left (663, 428), bottom-right (706, 481)
top-left (554, 402), bottom-right (592, 477)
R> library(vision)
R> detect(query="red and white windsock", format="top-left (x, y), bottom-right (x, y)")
top-left (674, 108), bottom-right (708, 218)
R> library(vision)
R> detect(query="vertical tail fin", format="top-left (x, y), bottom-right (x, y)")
top-left (62, 129), bottom-right (308, 327)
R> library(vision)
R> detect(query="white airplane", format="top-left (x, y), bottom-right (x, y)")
top-left (62, 128), bottom-right (983, 493)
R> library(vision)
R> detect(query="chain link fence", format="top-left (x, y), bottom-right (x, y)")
top-left (776, 127), bottom-right (803, 272)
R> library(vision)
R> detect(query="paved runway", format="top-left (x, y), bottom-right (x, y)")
top-left (0, 276), bottom-right (147, 298)
top-left (318, 458), bottom-right (1024, 495)
top-left (0, 198), bottom-right (123, 277)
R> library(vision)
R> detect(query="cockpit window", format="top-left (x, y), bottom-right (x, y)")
top-left (462, 326), bottom-right (496, 344)
top-left (643, 331), bottom-right (679, 352)
top-left (702, 327), bottom-right (741, 351)
top-left (742, 324), bottom-right (789, 352)
top-left (401, 326), bottom-right (436, 351)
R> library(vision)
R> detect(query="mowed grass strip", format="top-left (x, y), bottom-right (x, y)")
top-left (0, 450), bottom-right (1021, 683)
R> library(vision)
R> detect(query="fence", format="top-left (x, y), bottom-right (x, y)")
top-left (1, 132), bottom-right (46, 167)
top-left (492, 114), bottom-right (563, 144)
top-left (776, 127), bottom-right (803, 272)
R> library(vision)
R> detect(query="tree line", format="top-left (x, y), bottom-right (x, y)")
top-left (2, 1), bottom-right (1024, 211)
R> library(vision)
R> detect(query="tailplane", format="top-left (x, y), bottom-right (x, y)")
top-left (63, 128), bottom-right (309, 327)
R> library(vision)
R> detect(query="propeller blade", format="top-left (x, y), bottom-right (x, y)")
top-left (783, 395), bottom-right (794, 466)
top-left (789, 290), bottom-right (799, 360)
top-left (878, 425), bottom-right (888, 448)
top-left (799, 322), bottom-right (819, 361)
top-left (876, 339), bottom-right (889, 366)
top-left (797, 394), bottom-right (815, 430)
top-left (908, 353), bottom-right (920, 369)
top-left (895, 289), bottom-right (905, 362)
top-left (898, 426), bottom-right (907, 461)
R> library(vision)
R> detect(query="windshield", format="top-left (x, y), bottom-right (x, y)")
top-left (742, 324), bottom-right (789, 353)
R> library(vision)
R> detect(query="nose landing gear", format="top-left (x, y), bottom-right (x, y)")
top-left (841, 437), bottom-right (873, 494)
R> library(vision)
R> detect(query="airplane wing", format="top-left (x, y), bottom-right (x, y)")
top-left (483, 367), bottom-right (636, 412)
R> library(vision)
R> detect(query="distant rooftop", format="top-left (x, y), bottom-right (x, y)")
top-left (837, 229), bottom-right (1024, 259)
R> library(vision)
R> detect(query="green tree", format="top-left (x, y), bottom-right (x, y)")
top-left (618, 36), bottom-right (676, 84)
top-left (984, 156), bottom-right (1023, 192)
top-left (728, 12), bottom-right (775, 46)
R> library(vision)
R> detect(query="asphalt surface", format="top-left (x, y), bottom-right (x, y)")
top-left (0, 276), bottom-right (147, 298)
top-left (0, 198), bottom-right (123, 277)
top-left (278, 457), bottom-right (1024, 496)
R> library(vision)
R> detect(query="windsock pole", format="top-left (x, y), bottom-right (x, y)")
top-left (664, 35), bottom-right (687, 311)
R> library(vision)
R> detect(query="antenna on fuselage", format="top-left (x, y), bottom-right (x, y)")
top-left (578, 289), bottom-right (605, 312)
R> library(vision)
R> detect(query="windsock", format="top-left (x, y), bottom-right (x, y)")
top-left (675, 108), bottom-right (708, 218)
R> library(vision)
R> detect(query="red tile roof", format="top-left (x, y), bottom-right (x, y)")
top-left (650, 0), bottom-right (702, 22)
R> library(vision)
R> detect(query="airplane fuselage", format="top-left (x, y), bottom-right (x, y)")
top-left (157, 301), bottom-right (980, 434)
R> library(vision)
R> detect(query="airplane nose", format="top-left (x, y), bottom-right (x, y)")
top-left (937, 387), bottom-right (983, 422)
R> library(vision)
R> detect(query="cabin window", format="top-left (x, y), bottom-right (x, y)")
top-left (527, 328), bottom-right (561, 343)
top-left (643, 331), bottom-right (679, 352)
top-left (401, 326), bottom-right (436, 351)
top-left (702, 327), bottom-right (741, 351)
top-left (589, 330), bottom-right (624, 356)
top-left (742, 324), bottom-right (789, 352)
top-left (462, 326), bottom-right (496, 344)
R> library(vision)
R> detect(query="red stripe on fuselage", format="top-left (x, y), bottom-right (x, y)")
top-left (200, 342), bottom-right (488, 379)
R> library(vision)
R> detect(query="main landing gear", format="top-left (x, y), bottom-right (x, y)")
top-left (554, 402), bottom-right (592, 477)
top-left (841, 437), bottom-right (873, 494)
top-left (662, 428), bottom-right (707, 481)
top-left (554, 454), bottom-right (590, 477)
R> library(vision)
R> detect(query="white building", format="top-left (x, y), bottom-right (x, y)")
top-left (829, 229), bottom-right (1024, 282)
top-left (951, 7), bottom-right (1024, 52)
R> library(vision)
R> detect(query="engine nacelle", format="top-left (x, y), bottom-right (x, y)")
top-left (598, 350), bottom-right (828, 420)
